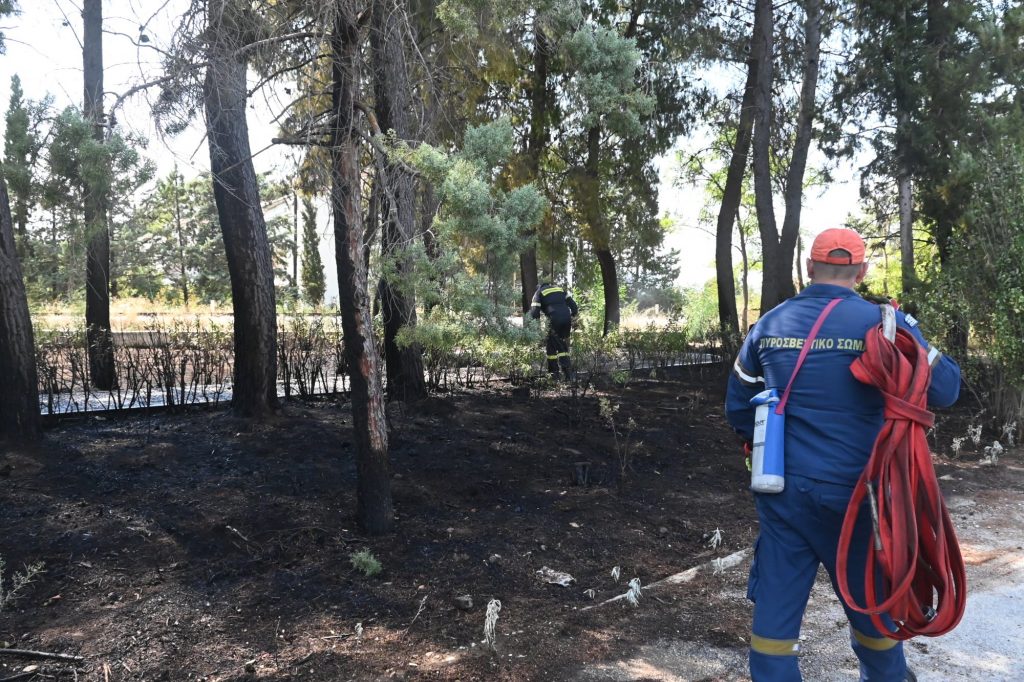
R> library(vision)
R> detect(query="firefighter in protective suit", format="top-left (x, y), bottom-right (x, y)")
top-left (530, 282), bottom-right (578, 379)
top-left (725, 228), bottom-right (961, 682)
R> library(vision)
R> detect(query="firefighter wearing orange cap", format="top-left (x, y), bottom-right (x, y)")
top-left (726, 228), bottom-right (961, 681)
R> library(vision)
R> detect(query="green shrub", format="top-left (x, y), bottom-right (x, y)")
top-left (0, 555), bottom-right (45, 611)
top-left (349, 550), bottom-right (383, 577)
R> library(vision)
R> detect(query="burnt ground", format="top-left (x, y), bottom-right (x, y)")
top-left (0, 365), bottom-right (1018, 682)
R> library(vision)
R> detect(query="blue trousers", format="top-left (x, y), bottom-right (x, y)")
top-left (748, 475), bottom-right (907, 681)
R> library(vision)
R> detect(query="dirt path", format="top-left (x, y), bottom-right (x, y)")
top-left (577, 461), bottom-right (1024, 682)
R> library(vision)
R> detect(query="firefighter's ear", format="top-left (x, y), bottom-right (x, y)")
top-left (854, 262), bottom-right (869, 284)
top-left (805, 258), bottom-right (815, 280)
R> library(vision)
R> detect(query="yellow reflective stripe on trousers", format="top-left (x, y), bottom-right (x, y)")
top-left (556, 352), bottom-right (570, 358)
top-left (750, 634), bottom-right (800, 656)
top-left (541, 287), bottom-right (564, 296)
top-left (547, 354), bottom-right (560, 360)
top-left (851, 628), bottom-right (899, 651)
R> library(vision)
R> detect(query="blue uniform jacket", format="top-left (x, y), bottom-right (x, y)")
top-left (725, 283), bottom-right (961, 485)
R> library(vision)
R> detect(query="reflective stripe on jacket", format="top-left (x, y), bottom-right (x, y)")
top-left (530, 284), bottom-right (579, 320)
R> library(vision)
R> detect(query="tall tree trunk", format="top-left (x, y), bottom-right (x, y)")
top-left (751, 0), bottom-right (780, 315)
top-left (774, 0), bottom-right (823, 303)
top-left (519, 246), bottom-right (539, 313)
top-left (925, 0), bottom-right (967, 355)
top-left (714, 40), bottom-right (758, 342)
top-left (583, 126), bottom-right (618, 334)
top-left (897, 159), bottom-right (914, 293)
top-left (596, 247), bottom-right (620, 336)
top-left (419, 181), bottom-right (441, 314)
top-left (895, 5), bottom-right (915, 298)
top-left (204, 0), bottom-right (279, 418)
top-left (292, 190), bottom-right (299, 295)
top-left (365, 171), bottom-right (380, 274)
top-left (172, 171), bottom-right (190, 306)
top-left (0, 176), bottom-right (40, 443)
top-left (755, 0), bottom-right (821, 313)
top-left (332, 0), bottom-right (393, 535)
top-left (795, 233), bottom-right (805, 290)
top-left (14, 197), bottom-right (30, 261)
top-left (83, 0), bottom-right (115, 390)
top-left (777, 0), bottom-right (822, 300)
top-left (518, 23), bottom-right (550, 312)
top-left (371, 0), bottom-right (427, 402)
top-left (738, 211), bottom-right (750, 332)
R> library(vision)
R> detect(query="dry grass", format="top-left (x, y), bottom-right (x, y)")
top-left (32, 297), bottom-right (236, 331)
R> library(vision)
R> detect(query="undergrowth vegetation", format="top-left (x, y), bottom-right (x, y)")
top-left (31, 303), bottom-right (726, 415)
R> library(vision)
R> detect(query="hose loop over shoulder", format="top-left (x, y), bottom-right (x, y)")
top-left (836, 323), bottom-right (967, 640)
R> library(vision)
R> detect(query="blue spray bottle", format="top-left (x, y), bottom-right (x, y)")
top-left (749, 389), bottom-right (785, 493)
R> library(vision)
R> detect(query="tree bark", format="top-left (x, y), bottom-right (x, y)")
top-left (292, 190), bottom-right (299, 293)
top-left (738, 210), bottom-right (750, 332)
top-left (795, 233), bottom-right (806, 290)
top-left (419, 181), bottom-right (441, 314)
top-left (777, 0), bottom-right (822, 300)
top-left (755, 0), bottom-right (821, 314)
top-left (583, 126), bottom-right (619, 334)
top-left (898, 161), bottom-right (914, 293)
top-left (895, 4), bottom-right (915, 298)
top-left (518, 23), bottom-right (550, 312)
top-left (750, 0), bottom-right (780, 315)
top-left (83, 0), bottom-right (115, 390)
top-left (596, 247), bottom-right (620, 336)
top-left (332, 0), bottom-right (393, 535)
top-left (0, 176), bottom-right (40, 443)
top-left (714, 41), bottom-right (758, 342)
top-left (925, 0), bottom-right (967, 355)
top-left (204, 0), bottom-right (279, 418)
top-left (371, 0), bottom-right (427, 402)
top-left (172, 171), bottom-right (190, 306)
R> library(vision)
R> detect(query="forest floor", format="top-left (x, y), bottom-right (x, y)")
top-left (1, 365), bottom-right (1020, 681)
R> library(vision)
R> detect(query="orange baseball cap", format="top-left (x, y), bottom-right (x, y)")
top-left (810, 228), bottom-right (865, 265)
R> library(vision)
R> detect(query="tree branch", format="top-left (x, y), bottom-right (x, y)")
top-left (272, 135), bottom-right (335, 148)
top-left (0, 649), bottom-right (84, 664)
top-left (107, 74), bottom-right (180, 134)
top-left (353, 101), bottom-right (422, 178)
top-left (235, 31), bottom-right (321, 60)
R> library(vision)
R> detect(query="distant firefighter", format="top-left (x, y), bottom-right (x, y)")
top-left (530, 282), bottom-right (579, 379)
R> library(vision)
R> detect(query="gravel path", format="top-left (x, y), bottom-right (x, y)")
top-left (577, 468), bottom-right (1024, 682)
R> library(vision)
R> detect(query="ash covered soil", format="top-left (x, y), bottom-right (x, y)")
top-left (1, 366), bottom-right (1015, 681)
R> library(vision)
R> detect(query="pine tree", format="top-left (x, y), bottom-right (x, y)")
top-left (299, 196), bottom-right (325, 305)
top-left (204, 0), bottom-right (280, 418)
top-left (0, 1), bottom-right (39, 443)
top-left (41, 109), bottom-right (153, 303)
top-left (3, 75), bottom-right (46, 261)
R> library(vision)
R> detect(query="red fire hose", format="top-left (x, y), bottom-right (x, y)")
top-left (836, 322), bottom-right (967, 640)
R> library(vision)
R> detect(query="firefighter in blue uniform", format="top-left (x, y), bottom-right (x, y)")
top-left (530, 281), bottom-right (579, 379)
top-left (725, 228), bottom-right (961, 682)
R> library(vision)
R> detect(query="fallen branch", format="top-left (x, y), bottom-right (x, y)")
top-left (288, 652), bottom-right (314, 668)
top-left (0, 648), bottom-right (84, 664)
top-left (0, 671), bottom-right (41, 682)
top-left (581, 548), bottom-right (750, 611)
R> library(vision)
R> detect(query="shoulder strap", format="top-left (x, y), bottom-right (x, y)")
top-left (775, 298), bottom-right (843, 415)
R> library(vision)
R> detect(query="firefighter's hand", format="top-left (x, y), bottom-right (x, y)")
top-left (743, 441), bottom-right (752, 472)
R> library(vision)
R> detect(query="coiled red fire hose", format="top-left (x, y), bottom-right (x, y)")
top-left (836, 323), bottom-right (967, 640)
